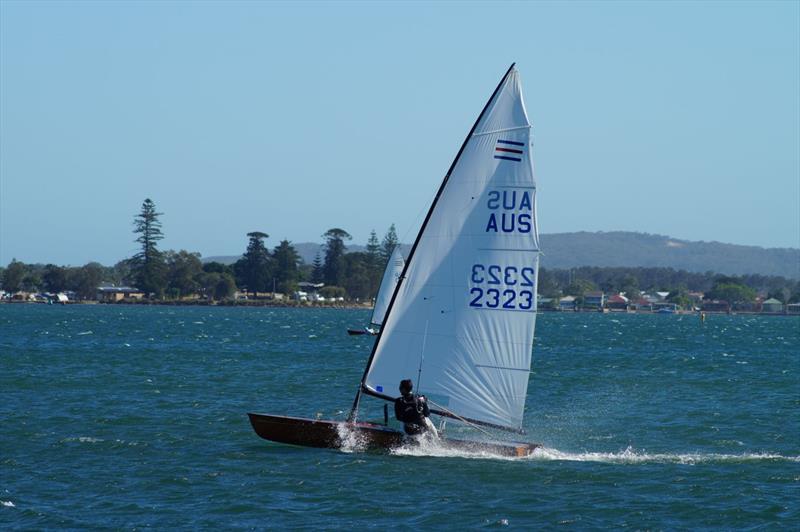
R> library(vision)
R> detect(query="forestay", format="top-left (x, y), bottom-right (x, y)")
top-left (370, 246), bottom-right (405, 327)
top-left (361, 66), bottom-right (540, 431)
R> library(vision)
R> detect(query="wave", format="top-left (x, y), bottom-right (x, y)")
top-left (61, 436), bottom-right (103, 443)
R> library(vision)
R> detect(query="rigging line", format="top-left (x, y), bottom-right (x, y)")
top-left (417, 320), bottom-right (429, 392)
top-left (427, 399), bottom-right (494, 438)
top-left (401, 201), bottom-right (428, 246)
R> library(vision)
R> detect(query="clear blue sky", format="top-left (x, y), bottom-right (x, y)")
top-left (1, 0), bottom-right (798, 266)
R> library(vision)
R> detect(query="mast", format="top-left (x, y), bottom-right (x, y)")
top-left (349, 64), bottom-right (518, 422)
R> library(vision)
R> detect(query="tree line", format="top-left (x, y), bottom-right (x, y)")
top-left (2, 198), bottom-right (799, 304)
top-left (0, 199), bottom-right (401, 302)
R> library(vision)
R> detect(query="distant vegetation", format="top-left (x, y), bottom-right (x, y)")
top-left (208, 232), bottom-right (800, 280)
top-left (2, 199), bottom-right (798, 305)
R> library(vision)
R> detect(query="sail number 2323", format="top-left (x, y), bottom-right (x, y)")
top-left (469, 264), bottom-right (536, 311)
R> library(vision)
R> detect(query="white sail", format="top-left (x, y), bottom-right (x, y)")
top-left (370, 246), bottom-right (405, 327)
top-left (362, 66), bottom-right (539, 431)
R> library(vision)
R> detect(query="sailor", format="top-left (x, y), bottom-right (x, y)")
top-left (394, 379), bottom-right (437, 436)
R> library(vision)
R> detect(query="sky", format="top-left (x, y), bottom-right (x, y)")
top-left (1, 0), bottom-right (798, 266)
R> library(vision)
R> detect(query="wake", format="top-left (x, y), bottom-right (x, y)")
top-left (529, 446), bottom-right (800, 464)
top-left (391, 440), bottom-right (800, 464)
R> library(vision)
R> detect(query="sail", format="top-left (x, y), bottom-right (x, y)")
top-left (370, 246), bottom-right (405, 327)
top-left (361, 66), bottom-right (539, 431)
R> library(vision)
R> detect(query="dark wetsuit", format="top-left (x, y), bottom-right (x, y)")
top-left (394, 393), bottom-right (430, 435)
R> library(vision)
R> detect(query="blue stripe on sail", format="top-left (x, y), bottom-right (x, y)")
top-left (494, 155), bottom-right (522, 162)
top-left (497, 139), bottom-right (524, 146)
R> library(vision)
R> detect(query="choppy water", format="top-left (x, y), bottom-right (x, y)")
top-left (1, 305), bottom-right (798, 528)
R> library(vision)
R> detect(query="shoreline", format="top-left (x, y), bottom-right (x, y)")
top-left (1, 299), bottom-right (797, 316)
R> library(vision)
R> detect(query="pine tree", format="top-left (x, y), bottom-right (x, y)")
top-left (273, 240), bottom-right (301, 294)
top-left (365, 229), bottom-right (382, 296)
top-left (234, 232), bottom-right (272, 296)
top-left (311, 253), bottom-right (324, 284)
top-left (322, 228), bottom-right (351, 287)
top-left (381, 223), bottom-right (399, 263)
top-left (131, 198), bottom-right (167, 297)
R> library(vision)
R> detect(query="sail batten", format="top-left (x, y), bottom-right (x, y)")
top-left (354, 64), bottom-right (539, 431)
top-left (473, 125), bottom-right (531, 137)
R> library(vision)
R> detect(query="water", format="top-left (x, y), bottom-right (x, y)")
top-left (1, 305), bottom-right (798, 528)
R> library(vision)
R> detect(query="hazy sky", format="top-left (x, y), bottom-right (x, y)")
top-left (1, 0), bottom-right (798, 266)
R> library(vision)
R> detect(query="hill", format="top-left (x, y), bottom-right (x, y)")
top-left (538, 232), bottom-right (798, 279)
top-left (204, 231), bottom-right (799, 279)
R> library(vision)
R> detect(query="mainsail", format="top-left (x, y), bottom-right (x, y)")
top-left (356, 64), bottom-right (540, 432)
top-left (370, 246), bottom-right (405, 327)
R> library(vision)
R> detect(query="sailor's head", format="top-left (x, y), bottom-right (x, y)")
top-left (399, 379), bottom-right (413, 395)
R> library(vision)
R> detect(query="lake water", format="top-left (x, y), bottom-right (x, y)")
top-left (1, 305), bottom-right (798, 528)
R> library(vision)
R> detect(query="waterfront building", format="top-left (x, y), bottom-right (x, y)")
top-left (761, 298), bottom-right (784, 313)
top-left (96, 286), bottom-right (145, 302)
top-left (583, 291), bottom-right (606, 309)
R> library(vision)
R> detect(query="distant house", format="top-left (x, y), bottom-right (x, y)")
top-left (641, 293), bottom-right (660, 304)
top-left (761, 298), bottom-right (784, 313)
top-left (537, 297), bottom-right (556, 310)
top-left (607, 294), bottom-right (629, 311)
top-left (559, 295), bottom-right (576, 311)
top-left (702, 300), bottom-right (729, 312)
top-left (653, 302), bottom-right (678, 312)
top-left (629, 297), bottom-right (652, 312)
top-left (97, 286), bottom-right (144, 302)
top-left (583, 291), bottom-right (605, 309)
top-left (787, 303), bottom-right (800, 314)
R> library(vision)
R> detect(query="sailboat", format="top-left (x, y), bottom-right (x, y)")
top-left (249, 64), bottom-right (541, 457)
top-left (347, 246), bottom-right (405, 335)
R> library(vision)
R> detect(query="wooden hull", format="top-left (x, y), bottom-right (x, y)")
top-left (247, 413), bottom-right (540, 457)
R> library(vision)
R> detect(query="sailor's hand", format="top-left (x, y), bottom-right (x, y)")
top-left (419, 395), bottom-right (427, 402)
